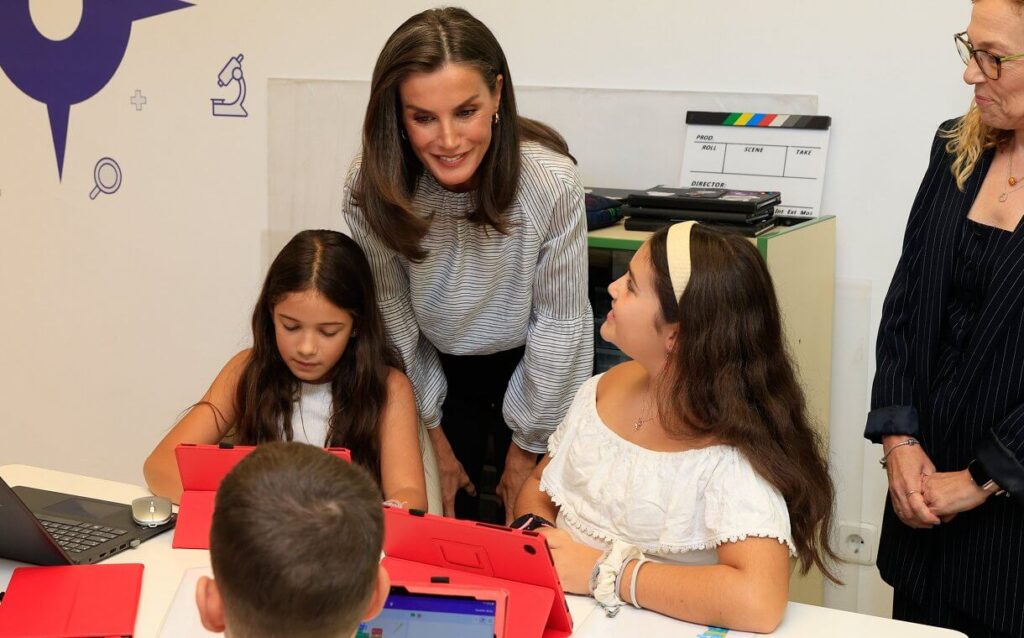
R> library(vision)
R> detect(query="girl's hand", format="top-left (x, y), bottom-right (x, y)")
top-left (923, 470), bottom-right (991, 522)
top-left (882, 435), bottom-right (940, 528)
top-left (538, 527), bottom-right (603, 595)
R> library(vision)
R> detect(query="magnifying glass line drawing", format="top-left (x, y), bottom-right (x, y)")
top-left (89, 157), bottom-right (122, 199)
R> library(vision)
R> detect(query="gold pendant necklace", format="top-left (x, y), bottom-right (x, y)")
top-left (1002, 148), bottom-right (1024, 202)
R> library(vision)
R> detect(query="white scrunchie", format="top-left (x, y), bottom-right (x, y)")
top-left (589, 540), bottom-right (643, 617)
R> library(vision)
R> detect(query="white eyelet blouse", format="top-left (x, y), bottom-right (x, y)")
top-left (540, 374), bottom-right (796, 564)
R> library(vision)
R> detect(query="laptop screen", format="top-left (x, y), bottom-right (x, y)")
top-left (356, 592), bottom-right (496, 638)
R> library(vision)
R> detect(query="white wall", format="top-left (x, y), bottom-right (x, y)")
top-left (0, 0), bottom-right (973, 618)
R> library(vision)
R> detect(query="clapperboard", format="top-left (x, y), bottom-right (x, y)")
top-left (678, 111), bottom-right (831, 219)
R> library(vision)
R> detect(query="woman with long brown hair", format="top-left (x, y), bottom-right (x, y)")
top-left (343, 7), bottom-right (592, 523)
top-left (515, 222), bottom-right (838, 632)
top-left (143, 230), bottom-right (426, 510)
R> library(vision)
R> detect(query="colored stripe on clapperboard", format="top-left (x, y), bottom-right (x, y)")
top-left (686, 111), bottom-right (831, 130)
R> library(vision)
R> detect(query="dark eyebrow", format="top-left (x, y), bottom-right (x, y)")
top-left (278, 313), bottom-right (345, 327)
top-left (403, 94), bottom-right (482, 114)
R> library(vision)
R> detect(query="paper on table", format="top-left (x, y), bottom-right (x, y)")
top-left (158, 566), bottom-right (222, 638)
top-left (566, 593), bottom-right (599, 623)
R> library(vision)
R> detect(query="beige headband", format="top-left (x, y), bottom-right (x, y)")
top-left (666, 221), bottom-right (697, 301)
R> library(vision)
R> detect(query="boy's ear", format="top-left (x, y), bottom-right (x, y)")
top-left (196, 575), bottom-right (228, 633)
top-left (361, 564), bottom-right (392, 622)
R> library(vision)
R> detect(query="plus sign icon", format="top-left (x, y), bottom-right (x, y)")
top-left (131, 89), bottom-right (148, 111)
top-left (0, 1), bottom-right (192, 180)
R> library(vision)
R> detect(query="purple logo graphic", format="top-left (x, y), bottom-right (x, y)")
top-left (0, 1), bottom-right (192, 179)
top-left (130, 89), bottom-right (148, 111)
top-left (89, 157), bottom-right (122, 199)
top-left (211, 54), bottom-right (248, 117)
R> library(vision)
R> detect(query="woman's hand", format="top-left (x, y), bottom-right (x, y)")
top-left (497, 443), bottom-right (538, 524)
top-left (538, 527), bottom-right (602, 595)
top-left (427, 427), bottom-right (475, 517)
top-left (882, 435), bottom-right (940, 528)
top-left (922, 470), bottom-right (991, 523)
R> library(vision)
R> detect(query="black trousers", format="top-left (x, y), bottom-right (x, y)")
top-left (893, 591), bottom-right (1014, 638)
top-left (438, 346), bottom-right (525, 523)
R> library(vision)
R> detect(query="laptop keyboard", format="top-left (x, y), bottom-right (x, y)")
top-left (37, 517), bottom-right (129, 554)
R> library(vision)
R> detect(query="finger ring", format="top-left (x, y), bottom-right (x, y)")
top-left (905, 490), bottom-right (920, 497)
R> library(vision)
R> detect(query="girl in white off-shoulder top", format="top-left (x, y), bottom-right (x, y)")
top-left (515, 222), bottom-right (839, 633)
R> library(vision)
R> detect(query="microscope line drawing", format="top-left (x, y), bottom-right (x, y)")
top-left (211, 53), bottom-right (247, 117)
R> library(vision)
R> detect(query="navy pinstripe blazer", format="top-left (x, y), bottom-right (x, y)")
top-left (866, 121), bottom-right (1024, 634)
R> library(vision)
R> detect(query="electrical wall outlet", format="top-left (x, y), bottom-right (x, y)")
top-left (836, 521), bottom-right (877, 566)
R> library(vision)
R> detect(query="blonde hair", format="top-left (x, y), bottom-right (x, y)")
top-left (942, 104), bottom-right (1011, 190)
top-left (944, 0), bottom-right (1024, 189)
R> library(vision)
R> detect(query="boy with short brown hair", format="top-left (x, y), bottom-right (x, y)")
top-left (196, 442), bottom-right (389, 637)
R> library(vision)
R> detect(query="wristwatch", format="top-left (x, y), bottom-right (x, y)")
top-left (967, 459), bottom-right (999, 492)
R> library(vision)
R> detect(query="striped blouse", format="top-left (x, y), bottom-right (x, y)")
top-left (342, 142), bottom-right (594, 453)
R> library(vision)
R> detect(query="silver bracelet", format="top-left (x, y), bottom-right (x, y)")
top-left (614, 557), bottom-right (637, 608)
top-left (879, 437), bottom-right (919, 468)
top-left (629, 557), bottom-right (650, 609)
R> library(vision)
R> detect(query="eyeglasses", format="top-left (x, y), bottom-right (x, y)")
top-left (955, 31), bottom-right (1024, 80)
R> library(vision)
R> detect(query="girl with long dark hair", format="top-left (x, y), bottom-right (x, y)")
top-left (144, 230), bottom-right (427, 509)
top-left (344, 7), bottom-right (592, 522)
top-left (515, 222), bottom-right (839, 632)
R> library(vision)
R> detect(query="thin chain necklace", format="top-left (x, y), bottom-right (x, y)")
top-left (1001, 146), bottom-right (1024, 202)
top-left (633, 392), bottom-right (655, 431)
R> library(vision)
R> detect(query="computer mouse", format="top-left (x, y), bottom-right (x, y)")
top-left (131, 496), bottom-right (173, 527)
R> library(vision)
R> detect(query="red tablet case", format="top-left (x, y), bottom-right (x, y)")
top-left (0, 563), bottom-right (144, 637)
top-left (385, 558), bottom-right (552, 638)
top-left (382, 507), bottom-right (573, 638)
top-left (172, 443), bottom-right (351, 549)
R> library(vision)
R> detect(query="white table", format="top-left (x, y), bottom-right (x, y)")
top-left (0, 465), bottom-right (964, 638)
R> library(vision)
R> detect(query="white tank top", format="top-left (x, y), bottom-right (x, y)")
top-left (290, 382), bottom-right (333, 446)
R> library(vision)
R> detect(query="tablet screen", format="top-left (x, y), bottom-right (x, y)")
top-left (356, 592), bottom-right (496, 638)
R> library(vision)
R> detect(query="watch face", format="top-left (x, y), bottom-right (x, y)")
top-left (968, 460), bottom-right (991, 487)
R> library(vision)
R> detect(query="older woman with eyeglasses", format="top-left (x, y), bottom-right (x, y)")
top-left (866, 1), bottom-right (1024, 635)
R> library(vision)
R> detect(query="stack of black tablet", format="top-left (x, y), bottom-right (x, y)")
top-left (621, 186), bottom-right (780, 236)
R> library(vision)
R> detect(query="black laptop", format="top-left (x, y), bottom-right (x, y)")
top-left (0, 477), bottom-right (175, 566)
